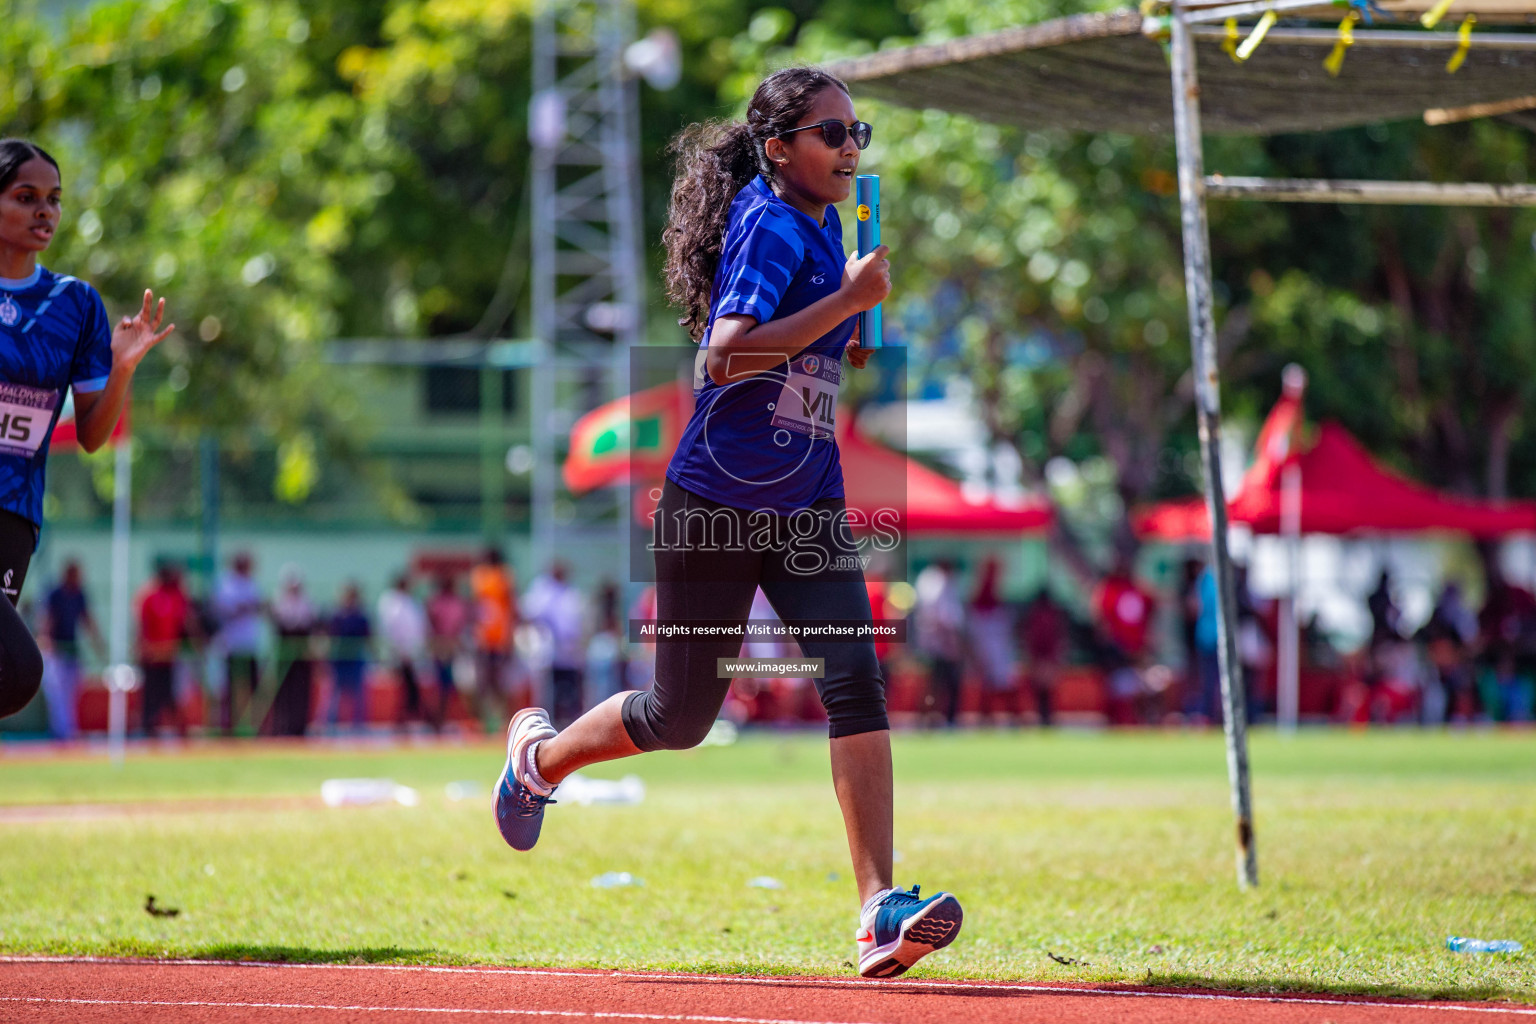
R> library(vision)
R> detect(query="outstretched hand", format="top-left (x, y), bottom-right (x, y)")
top-left (111, 289), bottom-right (176, 371)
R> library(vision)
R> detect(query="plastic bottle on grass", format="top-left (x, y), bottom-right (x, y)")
top-left (555, 773), bottom-right (645, 806)
top-left (1447, 936), bottom-right (1523, 953)
top-left (591, 871), bottom-right (644, 888)
top-left (321, 778), bottom-right (419, 807)
top-left (445, 781), bottom-right (483, 801)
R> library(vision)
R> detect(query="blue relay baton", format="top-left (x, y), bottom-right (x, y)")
top-left (855, 174), bottom-right (882, 349)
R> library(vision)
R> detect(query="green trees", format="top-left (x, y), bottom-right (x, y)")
top-left (1233, 121), bottom-right (1536, 502)
top-left (1, 0), bottom-right (853, 425)
top-left (8, 0), bottom-right (1532, 527)
top-left (6, 1), bottom-right (380, 438)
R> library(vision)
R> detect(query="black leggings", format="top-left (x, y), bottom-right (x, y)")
top-left (0, 509), bottom-right (42, 719)
top-left (622, 479), bottom-right (887, 751)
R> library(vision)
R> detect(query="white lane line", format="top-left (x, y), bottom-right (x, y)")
top-left (2, 957), bottom-right (1533, 1016)
top-left (0, 996), bottom-right (882, 1024)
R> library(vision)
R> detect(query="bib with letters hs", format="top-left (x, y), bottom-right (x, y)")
top-left (0, 266), bottom-right (113, 534)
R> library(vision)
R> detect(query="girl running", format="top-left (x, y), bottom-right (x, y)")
top-left (0, 139), bottom-right (174, 719)
top-left (494, 68), bottom-right (963, 978)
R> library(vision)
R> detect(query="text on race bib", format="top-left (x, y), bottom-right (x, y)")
top-left (0, 382), bottom-right (60, 457)
top-left (771, 352), bottom-right (840, 438)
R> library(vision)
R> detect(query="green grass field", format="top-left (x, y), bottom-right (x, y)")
top-left (0, 730), bottom-right (1532, 1001)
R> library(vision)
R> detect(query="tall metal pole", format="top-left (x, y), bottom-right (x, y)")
top-left (1277, 462), bottom-right (1302, 734)
top-left (529, 0), bottom-right (646, 567)
top-left (529, 3), bottom-right (558, 561)
top-left (107, 439), bottom-right (134, 767)
top-left (1169, 1), bottom-right (1257, 889)
top-left (481, 366), bottom-right (507, 544)
top-left (198, 436), bottom-right (218, 590)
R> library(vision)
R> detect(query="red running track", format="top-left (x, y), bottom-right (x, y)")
top-left (1, 958), bottom-right (1532, 1024)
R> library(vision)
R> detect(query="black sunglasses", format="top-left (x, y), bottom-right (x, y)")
top-left (778, 119), bottom-right (873, 150)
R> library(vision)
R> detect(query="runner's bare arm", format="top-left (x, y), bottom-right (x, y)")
top-left (706, 246), bottom-right (889, 385)
top-left (73, 289), bottom-right (175, 452)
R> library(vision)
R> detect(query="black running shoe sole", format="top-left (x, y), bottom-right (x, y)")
top-left (905, 899), bottom-right (962, 947)
top-left (860, 894), bottom-right (964, 979)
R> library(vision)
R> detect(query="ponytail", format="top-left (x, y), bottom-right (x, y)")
top-left (663, 122), bottom-right (761, 341)
top-left (662, 67), bottom-right (850, 342)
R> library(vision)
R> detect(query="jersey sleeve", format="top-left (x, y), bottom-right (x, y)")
top-left (69, 284), bottom-right (113, 394)
top-left (711, 205), bottom-right (807, 326)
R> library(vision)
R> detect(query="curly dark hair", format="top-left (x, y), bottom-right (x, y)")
top-left (662, 67), bottom-right (850, 342)
top-left (0, 139), bottom-right (60, 192)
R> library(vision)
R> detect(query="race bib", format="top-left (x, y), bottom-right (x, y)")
top-left (0, 382), bottom-right (60, 457)
top-left (771, 352), bottom-right (840, 438)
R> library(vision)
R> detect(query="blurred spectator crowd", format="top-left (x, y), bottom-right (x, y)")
top-left (28, 549), bottom-right (646, 741)
top-left (866, 554), bottom-right (1534, 730)
top-left (18, 546), bottom-right (1536, 741)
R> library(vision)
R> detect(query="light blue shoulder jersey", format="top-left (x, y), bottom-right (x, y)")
top-left (0, 265), bottom-right (113, 533)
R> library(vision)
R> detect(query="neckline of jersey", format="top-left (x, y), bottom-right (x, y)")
top-left (0, 266), bottom-right (42, 292)
top-left (751, 175), bottom-right (835, 233)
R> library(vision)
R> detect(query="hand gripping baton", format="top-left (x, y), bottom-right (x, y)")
top-left (855, 174), bottom-right (882, 349)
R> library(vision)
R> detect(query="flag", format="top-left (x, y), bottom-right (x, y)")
top-left (562, 380), bottom-right (688, 493)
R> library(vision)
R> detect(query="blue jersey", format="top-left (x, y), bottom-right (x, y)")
top-left (0, 266), bottom-right (113, 531)
top-left (667, 176), bottom-right (855, 515)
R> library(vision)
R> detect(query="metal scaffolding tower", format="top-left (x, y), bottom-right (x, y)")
top-left (529, 0), bottom-right (645, 559)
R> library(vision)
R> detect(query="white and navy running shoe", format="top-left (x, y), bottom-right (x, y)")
top-left (855, 885), bottom-right (963, 978)
top-left (493, 707), bottom-right (559, 851)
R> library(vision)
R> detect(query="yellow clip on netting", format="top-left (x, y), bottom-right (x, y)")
top-left (1235, 8), bottom-right (1277, 61)
top-left (1447, 14), bottom-right (1476, 73)
top-left (1324, 11), bottom-right (1358, 76)
top-left (1420, 0), bottom-right (1455, 29)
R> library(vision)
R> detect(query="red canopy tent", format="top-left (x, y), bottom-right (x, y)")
top-left (835, 423), bottom-right (1052, 535)
top-left (1136, 373), bottom-right (1536, 735)
top-left (1135, 390), bottom-right (1536, 540)
top-left (563, 381), bottom-right (1052, 536)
